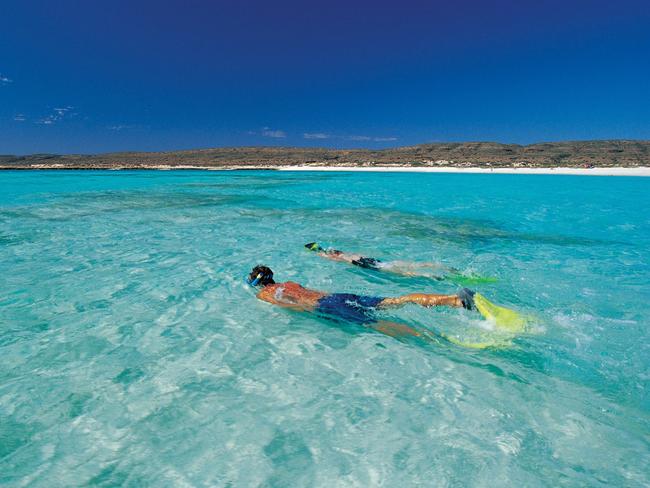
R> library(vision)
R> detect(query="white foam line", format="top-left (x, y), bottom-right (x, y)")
top-left (4, 164), bottom-right (649, 176)
top-left (277, 166), bottom-right (650, 177)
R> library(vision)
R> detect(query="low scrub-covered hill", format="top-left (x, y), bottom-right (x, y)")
top-left (1, 140), bottom-right (648, 169)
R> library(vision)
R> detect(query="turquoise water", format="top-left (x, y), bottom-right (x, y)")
top-left (1, 170), bottom-right (648, 486)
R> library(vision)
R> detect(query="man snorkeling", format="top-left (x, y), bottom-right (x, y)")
top-left (246, 264), bottom-right (478, 340)
top-left (304, 242), bottom-right (496, 285)
top-left (303, 241), bottom-right (443, 274)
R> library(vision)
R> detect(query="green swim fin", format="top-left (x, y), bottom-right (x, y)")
top-left (446, 274), bottom-right (498, 286)
top-left (473, 293), bottom-right (526, 332)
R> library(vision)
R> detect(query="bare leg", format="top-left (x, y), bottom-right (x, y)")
top-left (386, 260), bottom-right (453, 271)
top-left (371, 320), bottom-right (422, 339)
top-left (380, 261), bottom-right (455, 279)
top-left (379, 293), bottom-right (462, 309)
top-left (371, 321), bottom-right (444, 346)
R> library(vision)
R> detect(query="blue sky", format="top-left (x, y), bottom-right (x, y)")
top-left (1, 0), bottom-right (649, 154)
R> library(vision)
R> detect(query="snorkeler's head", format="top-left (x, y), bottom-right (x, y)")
top-left (247, 265), bottom-right (275, 287)
top-left (304, 242), bottom-right (323, 252)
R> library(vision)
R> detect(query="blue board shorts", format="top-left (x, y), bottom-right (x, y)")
top-left (316, 293), bottom-right (384, 324)
top-left (351, 257), bottom-right (382, 270)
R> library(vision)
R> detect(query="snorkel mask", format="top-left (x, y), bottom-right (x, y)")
top-left (247, 273), bottom-right (263, 287)
top-left (246, 265), bottom-right (275, 287)
top-left (304, 242), bottom-right (324, 252)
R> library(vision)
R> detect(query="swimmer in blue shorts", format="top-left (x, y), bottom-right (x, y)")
top-left (247, 265), bottom-right (477, 339)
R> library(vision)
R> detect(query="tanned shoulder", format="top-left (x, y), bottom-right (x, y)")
top-left (256, 284), bottom-right (278, 303)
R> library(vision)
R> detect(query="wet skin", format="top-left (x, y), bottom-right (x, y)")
top-left (256, 281), bottom-right (463, 339)
top-left (314, 248), bottom-right (456, 278)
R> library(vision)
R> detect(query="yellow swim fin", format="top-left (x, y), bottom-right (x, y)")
top-left (439, 332), bottom-right (508, 349)
top-left (473, 293), bottom-right (527, 332)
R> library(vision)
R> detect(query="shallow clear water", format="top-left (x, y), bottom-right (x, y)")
top-left (1, 170), bottom-right (648, 487)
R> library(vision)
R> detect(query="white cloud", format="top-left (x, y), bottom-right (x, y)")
top-left (107, 124), bottom-right (145, 131)
top-left (53, 106), bottom-right (72, 116)
top-left (347, 135), bottom-right (398, 142)
top-left (0, 74), bottom-right (12, 84)
top-left (261, 127), bottom-right (286, 138)
top-left (303, 132), bottom-right (330, 140)
top-left (248, 128), bottom-right (396, 143)
top-left (13, 114), bottom-right (26, 122)
top-left (36, 106), bottom-right (76, 125)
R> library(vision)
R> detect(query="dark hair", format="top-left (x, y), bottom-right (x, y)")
top-left (248, 265), bottom-right (275, 286)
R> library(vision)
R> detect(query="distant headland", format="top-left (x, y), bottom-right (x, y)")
top-left (1, 140), bottom-right (649, 171)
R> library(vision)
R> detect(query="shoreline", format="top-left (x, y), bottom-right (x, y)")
top-left (3, 141), bottom-right (648, 172)
top-left (1, 165), bottom-right (649, 176)
top-left (277, 165), bottom-right (650, 177)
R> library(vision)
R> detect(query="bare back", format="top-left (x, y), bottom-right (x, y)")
top-left (256, 282), bottom-right (326, 311)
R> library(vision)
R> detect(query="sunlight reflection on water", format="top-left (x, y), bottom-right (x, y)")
top-left (0, 170), bottom-right (648, 486)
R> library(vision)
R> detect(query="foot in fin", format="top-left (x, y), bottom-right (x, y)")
top-left (457, 288), bottom-right (476, 311)
top-left (447, 274), bottom-right (499, 286)
top-left (473, 293), bottom-right (527, 332)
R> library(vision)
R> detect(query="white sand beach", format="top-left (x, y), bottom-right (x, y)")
top-left (278, 166), bottom-right (650, 177)
top-left (8, 164), bottom-right (649, 175)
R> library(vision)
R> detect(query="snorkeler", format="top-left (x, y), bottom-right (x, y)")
top-left (246, 265), bottom-right (479, 340)
top-left (304, 242), bottom-right (494, 284)
top-left (305, 242), bottom-right (458, 279)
